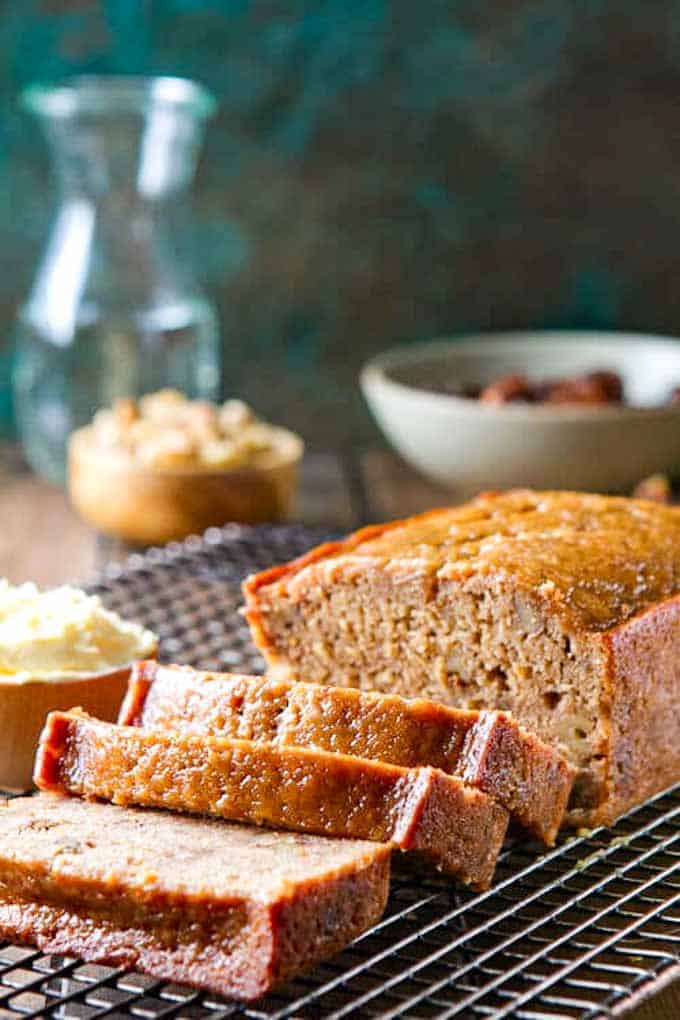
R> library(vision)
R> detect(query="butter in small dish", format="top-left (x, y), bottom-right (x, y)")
top-left (0, 580), bottom-right (157, 792)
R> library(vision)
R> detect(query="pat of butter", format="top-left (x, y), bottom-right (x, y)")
top-left (0, 580), bottom-right (157, 683)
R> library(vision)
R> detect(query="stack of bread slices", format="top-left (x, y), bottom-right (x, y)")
top-left (0, 659), bottom-right (571, 1000)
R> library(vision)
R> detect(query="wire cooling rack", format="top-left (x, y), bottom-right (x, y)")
top-left (0, 523), bottom-right (677, 1020)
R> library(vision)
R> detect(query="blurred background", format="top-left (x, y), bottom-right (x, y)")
top-left (2, 1), bottom-right (680, 450)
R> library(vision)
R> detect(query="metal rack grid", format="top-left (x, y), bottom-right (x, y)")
top-left (0, 523), bottom-right (677, 1020)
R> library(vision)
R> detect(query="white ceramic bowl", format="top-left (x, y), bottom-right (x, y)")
top-left (360, 331), bottom-right (680, 492)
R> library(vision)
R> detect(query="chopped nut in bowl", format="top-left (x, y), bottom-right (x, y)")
top-left (68, 391), bottom-right (304, 544)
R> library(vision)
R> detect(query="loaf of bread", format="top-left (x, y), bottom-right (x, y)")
top-left (244, 489), bottom-right (680, 827)
top-left (0, 793), bottom-right (390, 1000)
top-left (120, 660), bottom-right (573, 844)
top-left (35, 709), bottom-right (508, 888)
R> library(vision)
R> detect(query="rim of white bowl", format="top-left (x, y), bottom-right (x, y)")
top-left (360, 330), bottom-right (680, 421)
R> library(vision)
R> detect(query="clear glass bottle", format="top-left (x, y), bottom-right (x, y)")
top-left (13, 76), bottom-right (220, 484)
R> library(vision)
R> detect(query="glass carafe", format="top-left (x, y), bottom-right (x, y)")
top-left (13, 76), bottom-right (220, 484)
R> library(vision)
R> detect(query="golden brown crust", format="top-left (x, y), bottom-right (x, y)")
top-left (36, 710), bottom-right (508, 888)
top-left (243, 521), bottom-right (412, 594)
top-left (459, 711), bottom-right (573, 843)
top-left (600, 594), bottom-right (680, 825)
top-left (121, 661), bottom-right (572, 844)
top-left (264, 856), bottom-right (390, 991)
top-left (118, 661), bottom-right (155, 727)
top-left (244, 490), bottom-right (680, 634)
top-left (0, 794), bottom-right (389, 1000)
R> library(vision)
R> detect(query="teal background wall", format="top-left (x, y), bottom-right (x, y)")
top-left (2, 2), bottom-right (680, 447)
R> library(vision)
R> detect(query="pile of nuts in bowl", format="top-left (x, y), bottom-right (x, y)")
top-left (88, 389), bottom-right (297, 470)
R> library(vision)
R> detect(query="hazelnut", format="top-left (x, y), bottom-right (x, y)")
top-left (479, 374), bottom-right (533, 404)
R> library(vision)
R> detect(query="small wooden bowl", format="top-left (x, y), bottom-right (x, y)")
top-left (3, 660), bottom-right (150, 793)
top-left (68, 429), bottom-right (304, 545)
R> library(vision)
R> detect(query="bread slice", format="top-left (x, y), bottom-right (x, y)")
top-left (120, 660), bottom-right (573, 844)
top-left (0, 793), bottom-right (389, 1000)
top-left (243, 489), bottom-right (680, 828)
top-left (35, 710), bottom-right (508, 889)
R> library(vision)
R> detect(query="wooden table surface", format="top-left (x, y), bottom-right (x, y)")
top-left (0, 443), bottom-right (677, 1019)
